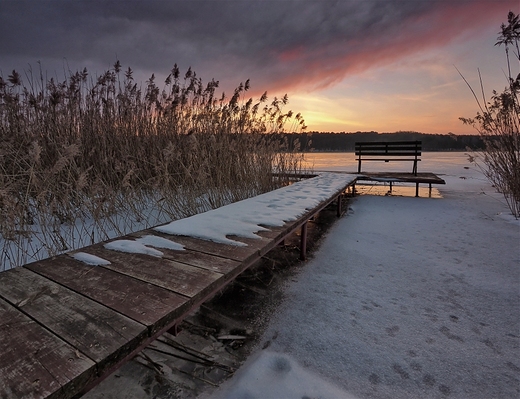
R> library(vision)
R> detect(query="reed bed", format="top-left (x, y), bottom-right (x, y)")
top-left (0, 62), bottom-right (307, 270)
top-left (460, 12), bottom-right (520, 218)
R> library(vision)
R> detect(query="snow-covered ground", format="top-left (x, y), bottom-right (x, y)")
top-left (201, 152), bottom-right (520, 399)
top-left (63, 152), bottom-right (519, 399)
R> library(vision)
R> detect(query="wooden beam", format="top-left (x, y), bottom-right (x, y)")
top-left (300, 222), bottom-right (308, 261)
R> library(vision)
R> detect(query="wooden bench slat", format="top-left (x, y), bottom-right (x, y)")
top-left (355, 152), bottom-right (422, 156)
top-left (0, 267), bottom-right (147, 373)
top-left (26, 256), bottom-right (190, 335)
top-left (358, 157), bottom-right (422, 161)
top-left (0, 297), bottom-right (95, 399)
top-left (354, 140), bottom-right (421, 146)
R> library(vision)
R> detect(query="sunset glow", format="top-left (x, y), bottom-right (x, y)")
top-left (0, 0), bottom-right (517, 134)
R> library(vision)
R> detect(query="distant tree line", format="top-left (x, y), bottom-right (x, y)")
top-left (279, 131), bottom-right (485, 152)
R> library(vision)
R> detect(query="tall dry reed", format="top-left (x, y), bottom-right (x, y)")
top-left (460, 12), bottom-right (520, 218)
top-left (0, 62), bottom-right (307, 270)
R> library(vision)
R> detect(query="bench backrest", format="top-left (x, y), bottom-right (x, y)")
top-left (355, 140), bottom-right (422, 156)
top-left (355, 140), bottom-right (422, 174)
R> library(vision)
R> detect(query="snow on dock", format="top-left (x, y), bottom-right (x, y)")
top-left (0, 172), bottom-right (356, 399)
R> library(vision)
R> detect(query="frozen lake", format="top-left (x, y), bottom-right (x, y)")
top-left (302, 151), bottom-right (471, 174)
top-left (302, 151), bottom-right (475, 198)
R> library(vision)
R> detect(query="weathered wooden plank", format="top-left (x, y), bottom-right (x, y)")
top-left (26, 256), bottom-right (190, 335)
top-left (0, 297), bottom-right (95, 399)
top-left (0, 267), bottom-right (147, 375)
top-left (85, 245), bottom-right (224, 298)
top-left (357, 172), bottom-right (446, 184)
top-left (355, 152), bottom-right (421, 157)
top-left (355, 140), bottom-right (421, 147)
top-left (127, 231), bottom-right (242, 274)
top-left (142, 230), bottom-right (266, 263)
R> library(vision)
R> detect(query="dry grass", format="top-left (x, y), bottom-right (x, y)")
top-left (460, 12), bottom-right (520, 218)
top-left (0, 62), bottom-right (307, 270)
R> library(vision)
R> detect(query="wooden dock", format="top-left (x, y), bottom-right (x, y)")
top-left (0, 174), bottom-right (356, 399)
top-left (354, 172), bottom-right (446, 197)
top-left (287, 171), bottom-right (446, 197)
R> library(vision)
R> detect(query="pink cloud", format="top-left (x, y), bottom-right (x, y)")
top-left (249, 1), bottom-right (514, 96)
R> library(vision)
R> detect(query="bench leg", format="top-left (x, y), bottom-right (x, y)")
top-left (300, 222), bottom-right (308, 261)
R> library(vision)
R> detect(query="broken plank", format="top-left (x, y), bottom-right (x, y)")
top-left (26, 256), bottom-right (190, 335)
top-left (0, 267), bottom-right (147, 375)
top-left (0, 297), bottom-right (95, 399)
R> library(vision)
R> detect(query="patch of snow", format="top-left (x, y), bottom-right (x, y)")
top-left (155, 173), bottom-right (357, 245)
top-left (135, 235), bottom-right (185, 251)
top-left (496, 211), bottom-right (520, 225)
top-left (71, 252), bottom-right (111, 266)
top-left (207, 351), bottom-right (360, 399)
top-left (104, 239), bottom-right (163, 257)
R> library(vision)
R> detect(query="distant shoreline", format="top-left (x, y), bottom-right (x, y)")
top-left (299, 149), bottom-right (470, 153)
top-left (276, 131), bottom-right (484, 152)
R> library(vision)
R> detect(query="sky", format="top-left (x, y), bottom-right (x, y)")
top-left (0, 0), bottom-right (518, 134)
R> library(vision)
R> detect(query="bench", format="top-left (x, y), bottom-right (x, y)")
top-left (355, 141), bottom-right (421, 175)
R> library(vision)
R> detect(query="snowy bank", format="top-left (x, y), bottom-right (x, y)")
top-left (206, 153), bottom-right (519, 399)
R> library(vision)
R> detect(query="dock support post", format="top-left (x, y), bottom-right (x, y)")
top-left (167, 324), bottom-right (180, 336)
top-left (336, 194), bottom-right (342, 217)
top-left (300, 222), bottom-right (308, 261)
top-left (415, 183), bottom-right (419, 197)
top-left (429, 183), bottom-right (432, 197)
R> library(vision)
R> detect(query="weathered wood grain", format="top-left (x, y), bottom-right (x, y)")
top-left (356, 172), bottom-right (446, 184)
top-left (127, 231), bottom-right (242, 274)
top-left (0, 297), bottom-right (95, 399)
top-left (148, 230), bottom-right (267, 263)
top-left (26, 256), bottom-right (190, 335)
top-left (85, 245), bottom-right (224, 299)
top-left (0, 267), bottom-right (147, 374)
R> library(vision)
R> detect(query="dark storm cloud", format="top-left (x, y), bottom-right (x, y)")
top-left (0, 0), bottom-right (512, 94)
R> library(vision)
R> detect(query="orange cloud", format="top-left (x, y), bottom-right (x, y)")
top-left (248, 0), bottom-right (514, 97)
